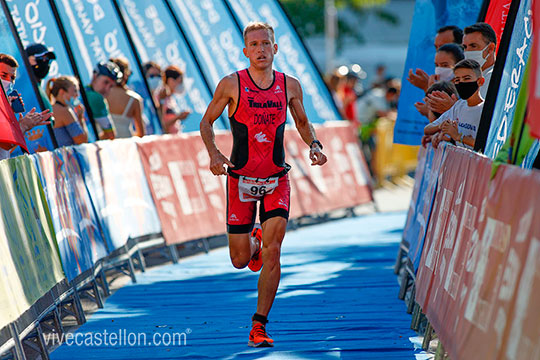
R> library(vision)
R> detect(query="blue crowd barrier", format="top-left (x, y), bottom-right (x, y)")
top-left (31, 148), bottom-right (108, 282)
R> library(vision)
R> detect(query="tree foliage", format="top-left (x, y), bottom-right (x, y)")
top-left (280, 0), bottom-right (399, 45)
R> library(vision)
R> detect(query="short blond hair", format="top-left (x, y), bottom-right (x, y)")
top-left (243, 22), bottom-right (275, 44)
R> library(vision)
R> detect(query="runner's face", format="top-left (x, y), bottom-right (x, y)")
top-left (243, 29), bottom-right (277, 69)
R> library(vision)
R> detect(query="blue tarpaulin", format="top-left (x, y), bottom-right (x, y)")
top-left (51, 212), bottom-right (420, 359)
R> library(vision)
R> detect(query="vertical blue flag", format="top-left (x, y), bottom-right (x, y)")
top-left (0, 4), bottom-right (55, 153)
top-left (168, 0), bottom-right (248, 89)
top-left (51, 0), bottom-right (162, 135)
top-left (115, 0), bottom-right (226, 131)
top-left (6, 0), bottom-right (98, 142)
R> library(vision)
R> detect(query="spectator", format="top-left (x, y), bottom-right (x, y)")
top-left (340, 72), bottom-right (359, 127)
top-left (356, 85), bottom-right (399, 176)
top-left (85, 61), bottom-right (123, 140)
top-left (435, 25), bottom-right (463, 50)
top-left (415, 43), bottom-right (464, 117)
top-left (420, 81), bottom-right (459, 148)
top-left (372, 63), bottom-right (387, 88)
top-left (46, 76), bottom-right (88, 146)
top-left (424, 59), bottom-right (484, 149)
top-left (0, 53), bottom-right (52, 153)
top-left (143, 61), bottom-right (162, 92)
top-left (325, 71), bottom-right (344, 117)
top-left (357, 86), bottom-right (398, 125)
top-left (463, 22), bottom-right (496, 99)
top-left (408, 25), bottom-right (463, 92)
top-left (25, 43), bottom-right (56, 123)
top-left (153, 65), bottom-right (190, 134)
top-left (107, 57), bottom-right (145, 138)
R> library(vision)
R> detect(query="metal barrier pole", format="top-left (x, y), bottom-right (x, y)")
top-left (9, 323), bottom-right (27, 360)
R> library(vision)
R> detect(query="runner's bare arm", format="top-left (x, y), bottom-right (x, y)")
top-left (287, 76), bottom-right (327, 166)
top-left (200, 74), bottom-right (237, 176)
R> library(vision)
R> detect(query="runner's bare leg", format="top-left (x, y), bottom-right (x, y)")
top-left (228, 233), bottom-right (261, 269)
top-left (255, 217), bottom-right (287, 321)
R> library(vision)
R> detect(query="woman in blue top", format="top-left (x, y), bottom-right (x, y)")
top-left (46, 76), bottom-right (88, 146)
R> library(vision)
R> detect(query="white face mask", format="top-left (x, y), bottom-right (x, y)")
top-left (147, 76), bottom-right (161, 91)
top-left (1, 79), bottom-right (14, 94)
top-left (435, 67), bottom-right (454, 81)
top-left (464, 44), bottom-right (490, 68)
top-left (175, 82), bottom-right (185, 94)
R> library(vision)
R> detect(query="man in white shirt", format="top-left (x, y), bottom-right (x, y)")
top-left (462, 22), bottom-right (496, 99)
top-left (424, 59), bottom-right (485, 149)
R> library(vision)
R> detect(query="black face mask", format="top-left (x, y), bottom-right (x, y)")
top-left (455, 81), bottom-right (479, 100)
top-left (32, 60), bottom-right (51, 80)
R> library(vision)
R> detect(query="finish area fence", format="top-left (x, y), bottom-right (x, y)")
top-left (0, 122), bottom-right (373, 360)
top-left (396, 143), bottom-right (540, 359)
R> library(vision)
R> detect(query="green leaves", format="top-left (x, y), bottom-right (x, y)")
top-left (280, 0), bottom-right (397, 47)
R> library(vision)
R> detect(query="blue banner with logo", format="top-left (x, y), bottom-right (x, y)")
top-left (484, 0), bottom-right (532, 158)
top-left (404, 144), bottom-right (447, 271)
top-left (522, 139), bottom-right (540, 168)
top-left (0, 5), bottom-right (55, 153)
top-left (6, 0), bottom-right (98, 142)
top-left (393, 0), bottom-right (482, 145)
top-left (224, 0), bottom-right (341, 124)
top-left (116, 0), bottom-right (226, 131)
top-left (51, 0), bottom-right (162, 135)
top-left (168, 0), bottom-right (248, 90)
top-left (73, 139), bottom-right (161, 250)
top-left (31, 148), bottom-right (108, 281)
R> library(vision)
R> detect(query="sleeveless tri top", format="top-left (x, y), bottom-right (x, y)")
top-left (229, 69), bottom-right (289, 178)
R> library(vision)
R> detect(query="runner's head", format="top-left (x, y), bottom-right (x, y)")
top-left (243, 22), bottom-right (277, 70)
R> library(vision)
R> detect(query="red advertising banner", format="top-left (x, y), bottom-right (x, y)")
top-left (448, 164), bottom-right (540, 360)
top-left (0, 85), bottom-right (27, 152)
top-left (415, 146), bottom-right (492, 351)
top-left (484, 0), bottom-right (513, 53)
top-left (528, 0), bottom-right (540, 138)
top-left (137, 134), bottom-right (228, 245)
top-left (414, 144), bottom-right (540, 359)
top-left (137, 124), bottom-right (372, 245)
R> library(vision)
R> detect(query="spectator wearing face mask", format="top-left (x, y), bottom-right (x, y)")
top-left (416, 43), bottom-right (464, 117)
top-left (46, 76), bottom-right (88, 146)
top-left (153, 65), bottom-right (191, 134)
top-left (424, 59), bottom-right (484, 149)
top-left (25, 43), bottom-right (56, 123)
top-left (0, 53), bottom-right (52, 156)
top-left (408, 25), bottom-right (463, 92)
top-left (107, 57), bottom-right (145, 138)
top-left (85, 61), bottom-right (123, 140)
top-left (463, 22), bottom-right (496, 99)
top-left (143, 61), bottom-right (162, 93)
top-left (421, 81), bottom-right (459, 148)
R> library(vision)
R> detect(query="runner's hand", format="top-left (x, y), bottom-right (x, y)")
top-left (210, 151), bottom-right (234, 176)
top-left (310, 147), bottom-right (327, 166)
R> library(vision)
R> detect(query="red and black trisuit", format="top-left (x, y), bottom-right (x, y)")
top-left (227, 69), bottom-right (291, 234)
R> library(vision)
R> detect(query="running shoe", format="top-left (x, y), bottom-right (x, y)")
top-left (248, 226), bottom-right (263, 272)
top-left (248, 322), bottom-right (274, 347)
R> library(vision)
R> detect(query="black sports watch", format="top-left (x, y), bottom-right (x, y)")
top-left (310, 140), bottom-right (323, 150)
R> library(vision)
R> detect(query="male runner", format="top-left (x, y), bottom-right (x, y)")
top-left (200, 22), bottom-right (327, 348)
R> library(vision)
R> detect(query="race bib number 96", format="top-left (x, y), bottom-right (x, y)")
top-left (238, 176), bottom-right (279, 202)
